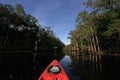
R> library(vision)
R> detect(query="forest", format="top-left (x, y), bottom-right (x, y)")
top-left (65, 0), bottom-right (120, 54)
top-left (0, 3), bottom-right (64, 52)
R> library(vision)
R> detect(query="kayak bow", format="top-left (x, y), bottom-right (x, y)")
top-left (38, 59), bottom-right (69, 80)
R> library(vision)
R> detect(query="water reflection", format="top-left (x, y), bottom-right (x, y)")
top-left (0, 52), bottom-right (120, 80)
top-left (60, 54), bottom-right (101, 80)
top-left (60, 55), bottom-right (79, 80)
top-left (0, 52), bottom-right (33, 80)
top-left (0, 52), bottom-right (56, 80)
top-left (61, 52), bottom-right (120, 80)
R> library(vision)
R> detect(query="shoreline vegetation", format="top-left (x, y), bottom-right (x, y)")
top-left (64, 0), bottom-right (120, 55)
top-left (0, 3), bottom-right (64, 53)
top-left (0, 0), bottom-right (120, 56)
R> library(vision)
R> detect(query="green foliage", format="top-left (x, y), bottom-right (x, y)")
top-left (0, 3), bottom-right (64, 52)
top-left (85, 0), bottom-right (120, 11)
top-left (69, 0), bottom-right (120, 52)
top-left (16, 3), bottom-right (25, 15)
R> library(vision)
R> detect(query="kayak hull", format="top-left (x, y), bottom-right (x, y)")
top-left (38, 59), bottom-right (69, 80)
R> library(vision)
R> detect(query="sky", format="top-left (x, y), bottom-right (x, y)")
top-left (0, 0), bottom-right (86, 45)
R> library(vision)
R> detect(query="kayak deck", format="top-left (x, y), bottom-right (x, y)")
top-left (38, 59), bottom-right (69, 80)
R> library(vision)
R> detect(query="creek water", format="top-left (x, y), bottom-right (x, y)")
top-left (0, 52), bottom-right (120, 80)
top-left (60, 55), bottom-right (79, 80)
top-left (60, 53), bottom-right (120, 80)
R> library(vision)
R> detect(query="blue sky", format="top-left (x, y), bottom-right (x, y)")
top-left (0, 0), bottom-right (86, 45)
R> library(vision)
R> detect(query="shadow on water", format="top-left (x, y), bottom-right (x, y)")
top-left (0, 51), bottom-right (119, 80)
top-left (0, 52), bottom-right (33, 80)
top-left (61, 51), bottom-right (120, 80)
top-left (0, 52), bottom-right (65, 80)
top-left (101, 55), bottom-right (120, 80)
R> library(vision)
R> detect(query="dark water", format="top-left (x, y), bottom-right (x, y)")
top-left (0, 52), bottom-right (120, 80)
top-left (61, 53), bottom-right (120, 80)
top-left (60, 55), bottom-right (79, 80)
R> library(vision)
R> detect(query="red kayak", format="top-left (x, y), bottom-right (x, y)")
top-left (38, 59), bottom-right (69, 80)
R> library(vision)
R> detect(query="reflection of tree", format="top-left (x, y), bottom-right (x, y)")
top-left (70, 53), bottom-right (101, 80)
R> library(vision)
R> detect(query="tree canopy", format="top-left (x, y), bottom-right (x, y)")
top-left (67, 0), bottom-right (120, 53)
top-left (0, 3), bottom-right (64, 52)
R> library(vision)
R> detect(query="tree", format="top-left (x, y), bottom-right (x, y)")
top-left (0, 3), bottom-right (64, 52)
top-left (69, 0), bottom-right (120, 53)
top-left (16, 3), bottom-right (25, 16)
top-left (84, 0), bottom-right (120, 52)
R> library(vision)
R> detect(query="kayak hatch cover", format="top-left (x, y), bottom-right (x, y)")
top-left (38, 59), bottom-right (69, 80)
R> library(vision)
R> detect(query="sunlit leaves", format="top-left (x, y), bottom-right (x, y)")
top-left (69, 0), bottom-right (120, 52)
top-left (85, 0), bottom-right (120, 12)
top-left (16, 3), bottom-right (25, 16)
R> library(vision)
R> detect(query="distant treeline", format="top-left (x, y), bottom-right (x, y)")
top-left (65, 0), bottom-right (120, 53)
top-left (0, 3), bottom-right (64, 52)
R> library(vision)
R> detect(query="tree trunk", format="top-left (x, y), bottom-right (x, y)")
top-left (90, 36), bottom-right (94, 52)
top-left (95, 34), bottom-right (101, 52)
top-left (92, 34), bottom-right (97, 52)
